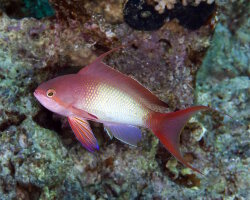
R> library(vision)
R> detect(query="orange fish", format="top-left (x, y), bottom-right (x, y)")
top-left (34, 47), bottom-right (209, 173)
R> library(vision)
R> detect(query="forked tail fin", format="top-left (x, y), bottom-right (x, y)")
top-left (148, 106), bottom-right (209, 174)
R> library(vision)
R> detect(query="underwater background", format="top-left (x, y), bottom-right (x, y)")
top-left (0, 0), bottom-right (249, 199)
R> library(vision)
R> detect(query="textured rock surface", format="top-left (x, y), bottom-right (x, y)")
top-left (195, 1), bottom-right (250, 197)
top-left (0, 0), bottom-right (249, 199)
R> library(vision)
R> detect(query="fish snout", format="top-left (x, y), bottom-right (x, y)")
top-left (33, 88), bottom-right (43, 100)
top-left (33, 89), bottom-right (39, 98)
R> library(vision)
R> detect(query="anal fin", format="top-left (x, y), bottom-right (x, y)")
top-left (104, 127), bottom-right (113, 140)
top-left (105, 124), bottom-right (142, 147)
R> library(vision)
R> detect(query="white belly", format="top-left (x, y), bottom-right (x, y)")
top-left (84, 83), bottom-right (149, 126)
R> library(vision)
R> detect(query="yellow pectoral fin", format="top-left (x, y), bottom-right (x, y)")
top-left (68, 116), bottom-right (99, 152)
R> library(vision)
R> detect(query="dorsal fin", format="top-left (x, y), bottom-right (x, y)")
top-left (78, 46), bottom-right (124, 75)
top-left (78, 47), bottom-right (169, 110)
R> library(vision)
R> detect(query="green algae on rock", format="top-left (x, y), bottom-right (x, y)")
top-left (195, 21), bottom-right (249, 199)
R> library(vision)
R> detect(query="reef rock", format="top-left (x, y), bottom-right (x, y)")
top-left (0, 0), bottom-right (249, 199)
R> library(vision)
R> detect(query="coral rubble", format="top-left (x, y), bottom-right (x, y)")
top-left (152, 0), bottom-right (215, 12)
top-left (124, 0), bottom-right (216, 30)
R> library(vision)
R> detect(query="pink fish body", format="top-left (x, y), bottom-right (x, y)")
top-left (34, 47), bottom-right (209, 173)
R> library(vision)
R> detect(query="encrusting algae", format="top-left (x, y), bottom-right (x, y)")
top-left (151, 0), bottom-right (215, 13)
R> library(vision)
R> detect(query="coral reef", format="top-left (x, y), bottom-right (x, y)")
top-left (124, 0), bottom-right (167, 31)
top-left (151, 0), bottom-right (215, 13)
top-left (124, 0), bottom-right (216, 30)
top-left (0, 0), bottom-right (249, 199)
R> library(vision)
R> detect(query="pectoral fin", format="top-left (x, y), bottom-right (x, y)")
top-left (104, 124), bottom-right (142, 147)
top-left (68, 116), bottom-right (99, 152)
top-left (71, 106), bottom-right (98, 120)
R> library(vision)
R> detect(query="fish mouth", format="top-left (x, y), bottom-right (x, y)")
top-left (33, 89), bottom-right (42, 99)
top-left (33, 90), bottom-right (39, 98)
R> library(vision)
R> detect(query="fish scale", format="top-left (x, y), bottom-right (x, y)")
top-left (84, 82), bottom-right (149, 126)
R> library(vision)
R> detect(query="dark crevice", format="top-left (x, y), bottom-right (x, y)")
top-left (32, 106), bottom-right (81, 148)
top-left (155, 143), bottom-right (201, 188)
top-left (16, 182), bottom-right (42, 200)
top-left (0, 0), bottom-right (54, 19)
top-left (0, 111), bottom-right (26, 132)
top-left (8, 161), bottom-right (15, 178)
top-left (103, 183), bottom-right (119, 198)
top-left (124, 0), bottom-right (166, 31)
top-left (0, 0), bottom-right (25, 19)
top-left (93, 43), bottom-right (111, 55)
top-left (32, 107), bottom-right (62, 133)
top-left (155, 144), bottom-right (172, 172)
top-left (187, 47), bottom-right (208, 67)
top-left (169, 2), bottom-right (216, 30)
top-left (124, 0), bottom-right (216, 31)
top-left (158, 38), bottom-right (172, 52)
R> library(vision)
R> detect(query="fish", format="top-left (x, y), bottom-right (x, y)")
top-left (34, 46), bottom-right (210, 174)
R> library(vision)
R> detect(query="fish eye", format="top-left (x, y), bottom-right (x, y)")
top-left (46, 89), bottom-right (56, 98)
